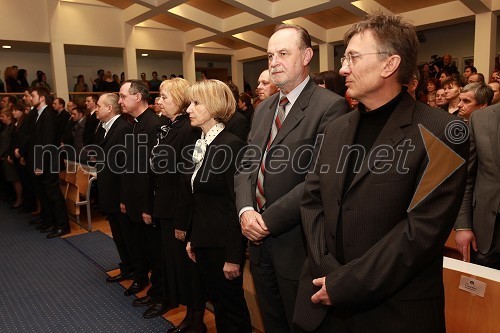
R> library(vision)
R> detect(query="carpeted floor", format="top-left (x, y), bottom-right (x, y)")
top-left (0, 203), bottom-right (173, 333)
top-left (63, 230), bottom-right (120, 272)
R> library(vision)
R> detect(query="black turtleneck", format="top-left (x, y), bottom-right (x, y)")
top-left (337, 89), bottom-right (405, 264)
top-left (342, 90), bottom-right (405, 194)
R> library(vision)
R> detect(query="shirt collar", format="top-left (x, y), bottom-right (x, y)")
top-left (102, 114), bottom-right (120, 132)
top-left (201, 122), bottom-right (225, 146)
top-left (279, 76), bottom-right (310, 107)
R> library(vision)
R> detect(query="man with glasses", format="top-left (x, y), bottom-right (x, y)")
top-left (235, 24), bottom-right (348, 333)
top-left (295, 14), bottom-right (469, 332)
top-left (118, 80), bottom-right (165, 319)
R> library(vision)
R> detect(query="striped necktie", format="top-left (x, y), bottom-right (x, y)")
top-left (255, 96), bottom-right (289, 211)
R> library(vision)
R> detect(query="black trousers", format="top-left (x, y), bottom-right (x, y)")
top-left (251, 238), bottom-right (302, 333)
top-left (33, 172), bottom-right (68, 228)
top-left (120, 214), bottom-right (149, 283)
top-left (195, 247), bottom-right (251, 333)
top-left (145, 222), bottom-right (163, 302)
top-left (107, 212), bottom-right (133, 275)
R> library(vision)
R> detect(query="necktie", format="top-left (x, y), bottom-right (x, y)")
top-left (95, 126), bottom-right (105, 144)
top-left (255, 96), bottom-right (289, 211)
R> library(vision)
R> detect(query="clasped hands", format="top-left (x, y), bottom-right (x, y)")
top-left (240, 210), bottom-right (270, 243)
top-left (186, 241), bottom-right (240, 280)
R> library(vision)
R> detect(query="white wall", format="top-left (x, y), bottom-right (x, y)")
top-left (0, 0), bottom-right (50, 42)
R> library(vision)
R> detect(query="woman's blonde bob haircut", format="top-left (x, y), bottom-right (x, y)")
top-left (159, 78), bottom-right (191, 114)
top-left (187, 79), bottom-right (235, 124)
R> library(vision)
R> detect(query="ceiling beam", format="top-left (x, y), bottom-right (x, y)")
top-left (350, 0), bottom-right (394, 16)
top-left (168, 4), bottom-right (223, 32)
top-left (222, 0), bottom-right (273, 19)
top-left (282, 17), bottom-right (327, 43)
top-left (458, 0), bottom-right (491, 13)
top-left (125, 0), bottom-right (187, 26)
top-left (231, 31), bottom-right (268, 51)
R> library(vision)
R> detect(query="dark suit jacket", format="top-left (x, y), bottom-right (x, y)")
top-left (190, 130), bottom-right (246, 264)
top-left (295, 93), bottom-right (469, 332)
top-left (234, 78), bottom-right (348, 279)
top-left (121, 108), bottom-right (162, 223)
top-left (83, 111), bottom-right (99, 146)
top-left (225, 108), bottom-right (250, 142)
top-left (96, 116), bottom-right (132, 215)
top-left (150, 115), bottom-right (200, 229)
top-left (455, 103), bottom-right (500, 254)
top-left (54, 109), bottom-right (70, 143)
top-left (26, 106), bottom-right (59, 173)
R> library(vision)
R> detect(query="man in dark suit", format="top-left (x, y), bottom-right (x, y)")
top-left (234, 24), bottom-right (348, 333)
top-left (27, 86), bottom-right (70, 238)
top-left (295, 14), bottom-right (469, 332)
top-left (94, 93), bottom-right (134, 281)
top-left (52, 97), bottom-right (70, 144)
top-left (118, 80), bottom-right (163, 313)
top-left (83, 94), bottom-right (100, 146)
top-left (455, 103), bottom-right (500, 269)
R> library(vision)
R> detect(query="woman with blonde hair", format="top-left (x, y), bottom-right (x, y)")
top-left (185, 79), bottom-right (251, 333)
top-left (148, 78), bottom-right (206, 331)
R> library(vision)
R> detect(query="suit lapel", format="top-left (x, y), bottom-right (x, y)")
top-left (254, 96), bottom-right (279, 150)
top-left (271, 81), bottom-right (315, 146)
top-left (335, 111), bottom-right (360, 198)
top-left (347, 94), bottom-right (413, 193)
top-left (488, 105), bottom-right (500, 170)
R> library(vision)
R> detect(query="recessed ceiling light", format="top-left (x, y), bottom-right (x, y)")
top-left (142, 53), bottom-right (149, 57)
top-left (2, 45), bottom-right (12, 49)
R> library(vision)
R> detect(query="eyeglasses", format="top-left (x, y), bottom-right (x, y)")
top-left (340, 52), bottom-right (389, 67)
top-left (119, 92), bottom-right (138, 100)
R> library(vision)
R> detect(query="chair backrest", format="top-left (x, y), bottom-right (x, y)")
top-left (75, 167), bottom-right (91, 198)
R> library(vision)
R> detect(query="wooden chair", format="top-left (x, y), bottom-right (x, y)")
top-left (64, 160), bottom-right (97, 231)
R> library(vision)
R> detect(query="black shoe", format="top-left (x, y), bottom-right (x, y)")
top-left (35, 223), bottom-right (48, 230)
top-left (142, 303), bottom-right (171, 319)
top-left (123, 281), bottom-right (148, 296)
top-left (106, 272), bottom-right (133, 283)
top-left (40, 226), bottom-right (56, 233)
top-left (46, 227), bottom-right (71, 238)
top-left (167, 323), bottom-right (207, 333)
top-left (132, 295), bottom-right (154, 307)
top-left (30, 218), bottom-right (43, 225)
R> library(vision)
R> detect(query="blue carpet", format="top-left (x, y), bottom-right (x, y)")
top-left (0, 204), bottom-right (173, 333)
top-left (63, 230), bottom-right (120, 272)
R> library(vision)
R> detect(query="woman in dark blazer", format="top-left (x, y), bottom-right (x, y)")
top-left (185, 79), bottom-right (251, 333)
top-left (150, 78), bottom-right (205, 332)
top-left (10, 101), bottom-right (36, 211)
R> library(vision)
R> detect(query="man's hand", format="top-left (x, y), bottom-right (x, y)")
top-left (223, 262), bottom-right (241, 280)
top-left (120, 203), bottom-right (126, 214)
top-left (455, 230), bottom-right (477, 262)
top-left (311, 277), bottom-right (332, 306)
top-left (174, 229), bottom-right (186, 241)
top-left (186, 241), bottom-right (196, 262)
top-left (240, 210), bottom-right (270, 242)
top-left (14, 148), bottom-right (21, 159)
top-left (142, 213), bottom-right (152, 225)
